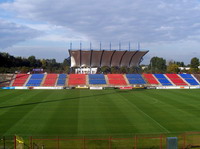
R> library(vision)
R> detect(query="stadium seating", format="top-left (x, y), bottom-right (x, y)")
top-left (179, 74), bottom-right (199, 85)
top-left (68, 74), bottom-right (86, 85)
top-left (89, 74), bottom-right (106, 84)
top-left (165, 74), bottom-right (188, 86)
top-left (107, 74), bottom-right (127, 85)
top-left (154, 74), bottom-right (173, 86)
top-left (126, 74), bottom-right (146, 84)
top-left (43, 74), bottom-right (58, 86)
top-left (193, 74), bottom-right (200, 82)
top-left (0, 74), bottom-right (13, 87)
top-left (57, 74), bottom-right (67, 86)
top-left (143, 74), bottom-right (159, 84)
top-left (26, 74), bottom-right (44, 86)
top-left (12, 74), bottom-right (29, 86)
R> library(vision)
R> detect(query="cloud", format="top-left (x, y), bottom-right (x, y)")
top-left (1, 0), bottom-right (200, 43)
top-left (25, 24), bottom-right (89, 42)
top-left (0, 19), bottom-right (41, 48)
top-left (4, 46), bottom-right (69, 62)
top-left (1, 0), bottom-right (200, 64)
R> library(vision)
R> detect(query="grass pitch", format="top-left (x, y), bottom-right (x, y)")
top-left (0, 89), bottom-right (200, 137)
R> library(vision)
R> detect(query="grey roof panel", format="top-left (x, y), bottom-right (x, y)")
top-left (111, 51), bottom-right (126, 67)
top-left (129, 51), bottom-right (149, 67)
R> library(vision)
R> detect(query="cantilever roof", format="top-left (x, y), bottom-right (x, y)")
top-left (69, 50), bottom-right (148, 68)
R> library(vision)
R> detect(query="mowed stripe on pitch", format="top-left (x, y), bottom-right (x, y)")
top-left (1, 90), bottom-right (55, 135)
top-left (0, 89), bottom-right (200, 136)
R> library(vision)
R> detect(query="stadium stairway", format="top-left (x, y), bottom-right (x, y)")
top-left (9, 74), bottom-right (16, 86)
top-left (192, 74), bottom-right (200, 84)
top-left (193, 74), bottom-right (200, 83)
top-left (152, 75), bottom-right (160, 85)
top-left (41, 74), bottom-right (47, 86)
top-left (86, 74), bottom-right (89, 86)
top-left (23, 74), bottom-right (32, 86)
top-left (104, 75), bottom-right (109, 85)
top-left (65, 75), bottom-right (69, 86)
top-left (123, 74), bottom-right (130, 85)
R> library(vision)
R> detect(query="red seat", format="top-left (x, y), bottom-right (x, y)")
top-left (68, 74), bottom-right (86, 85)
top-left (107, 74), bottom-right (127, 85)
top-left (43, 74), bottom-right (58, 86)
top-left (12, 74), bottom-right (29, 86)
top-left (143, 74), bottom-right (159, 84)
top-left (166, 74), bottom-right (187, 86)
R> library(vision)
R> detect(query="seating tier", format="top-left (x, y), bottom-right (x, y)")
top-left (26, 74), bottom-right (44, 86)
top-left (43, 74), bottom-right (58, 86)
top-left (68, 74), bottom-right (86, 85)
top-left (154, 74), bottom-right (172, 86)
top-left (143, 74), bottom-right (159, 84)
top-left (89, 74), bottom-right (106, 84)
top-left (107, 74), bottom-right (127, 85)
top-left (126, 74), bottom-right (146, 84)
top-left (12, 74), bottom-right (29, 86)
top-left (57, 74), bottom-right (67, 86)
top-left (165, 74), bottom-right (187, 86)
top-left (179, 74), bottom-right (199, 85)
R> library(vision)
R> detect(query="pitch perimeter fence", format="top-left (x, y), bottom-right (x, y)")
top-left (1, 132), bottom-right (200, 149)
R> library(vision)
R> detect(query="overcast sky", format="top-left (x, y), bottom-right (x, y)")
top-left (0, 0), bottom-right (200, 64)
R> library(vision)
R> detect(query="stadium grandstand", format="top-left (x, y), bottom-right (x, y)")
top-left (0, 73), bottom-right (199, 88)
top-left (69, 50), bottom-right (148, 74)
top-left (0, 49), bottom-right (200, 149)
top-left (0, 49), bottom-right (200, 89)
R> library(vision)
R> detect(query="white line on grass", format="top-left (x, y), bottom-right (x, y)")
top-left (123, 98), bottom-right (170, 133)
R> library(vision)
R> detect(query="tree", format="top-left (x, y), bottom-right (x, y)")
top-left (62, 58), bottom-right (70, 67)
top-left (167, 62), bottom-right (180, 73)
top-left (101, 66), bottom-right (110, 74)
top-left (28, 56), bottom-right (36, 67)
top-left (65, 66), bottom-right (70, 74)
top-left (176, 61), bottom-right (185, 67)
top-left (149, 57), bottom-right (167, 73)
top-left (190, 57), bottom-right (199, 73)
top-left (190, 57), bottom-right (199, 69)
top-left (41, 59), bottom-right (47, 68)
top-left (120, 66), bottom-right (128, 74)
top-left (111, 66), bottom-right (119, 74)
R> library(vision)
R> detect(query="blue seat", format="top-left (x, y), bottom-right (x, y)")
top-left (179, 74), bottom-right (199, 85)
top-left (58, 74), bottom-right (67, 79)
top-left (26, 74), bottom-right (44, 86)
top-left (56, 74), bottom-right (67, 86)
top-left (154, 74), bottom-right (173, 86)
top-left (89, 80), bottom-right (106, 84)
top-left (126, 74), bottom-right (146, 84)
top-left (30, 74), bottom-right (44, 79)
top-left (89, 74), bottom-right (106, 84)
top-left (89, 74), bottom-right (105, 79)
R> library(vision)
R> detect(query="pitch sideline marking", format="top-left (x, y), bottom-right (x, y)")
top-left (123, 97), bottom-right (170, 133)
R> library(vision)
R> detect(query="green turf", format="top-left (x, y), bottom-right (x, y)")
top-left (0, 89), bottom-right (200, 137)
